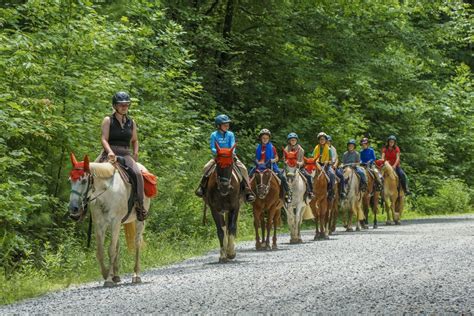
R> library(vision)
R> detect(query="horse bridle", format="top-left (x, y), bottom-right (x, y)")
top-left (256, 169), bottom-right (272, 198)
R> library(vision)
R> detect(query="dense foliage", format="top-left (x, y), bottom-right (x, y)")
top-left (0, 0), bottom-right (472, 301)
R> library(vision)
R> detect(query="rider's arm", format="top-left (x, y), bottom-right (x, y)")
top-left (131, 121), bottom-right (139, 161)
top-left (101, 117), bottom-right (115, 160)
top-left (369, 148), bottom-right (376, 163)
top-left (272, 146), bottom-right (279, 163)
top-left (394, 152), bottom-right (400, 167)
top-left (381, 148), bottom-right (386, 161)
top-left (210, 133), bottom-right (217, 155)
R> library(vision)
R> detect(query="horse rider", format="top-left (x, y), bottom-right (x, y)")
top-left (98, 91), bottom-right (147, 221)
top-left (284, 132), bottom-right (315, 199)
top-left (313, 132), bottom-right (336, 200)
top-left (342, 139), bottom-right (367, 192)
top-left (195, 114), bottom-right (255, 202)
top-left (327, 135), bottom-right (346, 199)
top-left (360, 137), bottom-right (383, 191)
top-left (381, 135), bottom-right (412, 195)
top-left (249, 129), bottom-right (292, 203)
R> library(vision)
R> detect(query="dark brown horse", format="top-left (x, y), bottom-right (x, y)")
top-left (304, 157), bottom-right (330, 240)
top-left (204, 143), bottom-right (243, 263)
top-left (251, 164), bottom-right (283, 250)
top-left (328, 168), bottom-right (340, 234)
top-left (361, 165), bottom-right (381, 229)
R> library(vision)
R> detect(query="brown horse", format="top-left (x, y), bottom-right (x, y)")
top-left (328, 169), bottom-right (340, 234)
top-left (304, 157), bottom-right (330, 240)
top-left (204, 143), bottom-right (243, 263)
top-left (341, 166), bottom-right (365, 231)
top-left (251, 164), bottom-right (283, 250)
top-left (361, 165), bottom-right (381, 229)
top-left (377, 161), bottom-right (405, 225)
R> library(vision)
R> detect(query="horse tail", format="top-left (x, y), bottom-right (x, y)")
top-left (124, 222), bottom-right (136, 251)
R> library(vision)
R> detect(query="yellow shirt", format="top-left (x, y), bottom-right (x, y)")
top-left (313, 143), bottom-right (332, 163)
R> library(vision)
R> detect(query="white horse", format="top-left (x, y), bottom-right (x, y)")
top-left (68, 153), bottom-right (150, 287)
top-left (341, 166), bottom-right (364, 232)
top-left (283, 149), bottom-right (308, 244)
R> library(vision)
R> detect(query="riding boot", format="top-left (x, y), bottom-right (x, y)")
top-left (336, 168), bottom-right (346, 199)
top-left (136, 203), bottom-right (148, 221)
top-left (195, 175), bottom-right (209, 198)
top-left (396, 167), bottom-right (412, 195)
top-left (243, 181), bottom-right (256, 202)
top-left (302, 171), bottom-right (315, 199)
top-left (278, 172), bottom-right (292, 203)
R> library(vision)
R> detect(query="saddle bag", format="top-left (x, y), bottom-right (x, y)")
top-left (142, 171), bottom-right (158, 198)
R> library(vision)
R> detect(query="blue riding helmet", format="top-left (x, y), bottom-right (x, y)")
top-left (215, 114), bottom-right (231, 126)
top-left (327, 135), bottom-right (333, 142)
top-left (287, 132), bottom-right (298, 141)
top-left (347, 139), bottom-right (357, 146)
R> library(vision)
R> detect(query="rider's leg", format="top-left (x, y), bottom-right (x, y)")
top-left (300, 168), bottom-right (314, 199)
top-left (395, 166), bottom-right (411, 195)
top-left (277, 170), bottom-right (292, 203)
top-left (335, 167), bottom-right (345, 198)
top-left (195, 159), bottom-right (215, 197)
top-left (326, 166), bottom-right (336, 200)
top-left (235, 159), bottom-right (256, 202)
top-left (356, 167), bottom-right (367, 192)
top-left (123, 155), bottom-right (147, 221)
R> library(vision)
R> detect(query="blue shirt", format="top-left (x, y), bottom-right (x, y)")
top-left (210, 130), bottom-right (236, 155)
top-left (360, 147), bottom-right (377, 164)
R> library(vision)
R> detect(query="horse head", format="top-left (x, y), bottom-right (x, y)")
top-left (283, 148), bottom-right (299, 181)
top-left (68, 152), bottom-right (91, 221)
top-left (214, 142), bottom-right (236, 196)
top-left (255, 168), bottom-right (273, 199)
top-left (303, 157), bottom-right (319, 177)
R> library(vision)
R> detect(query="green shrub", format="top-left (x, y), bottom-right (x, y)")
top-left (416, 179), bottom-right (473, 215)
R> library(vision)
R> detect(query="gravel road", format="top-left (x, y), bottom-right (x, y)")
top-left (2, 215), bottom-right (473, 314)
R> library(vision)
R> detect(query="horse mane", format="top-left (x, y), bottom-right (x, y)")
top-left (383, 161), bottom-right (397, 179)
top-left (90, 162), bottom-right (115, 178)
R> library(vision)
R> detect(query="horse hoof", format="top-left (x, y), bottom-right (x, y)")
top-left (104, 281), bottom-right (116, 287)
top-left (324, 235), bottom-right (330, 240)
top-left (362, 225), bottom-right (369, 230)
top-left (265, 245), bottom-right (271, 251)
top-left (313, 235), bottom-right (318, 240)
top-left (290, 239), bottom-right (298, 244)
top-left (227, 253), bottom-right (236, 260)
top-left (356, 227), bottom-right (361, 232)
top-left (343, 224), bottom-right (348, 229)
top-left (346, 227), bottom-right (354, 232)
top-left (298, 238), bottom-right (303, 243)
top-left (373, 224), bottom-right (378, 229)
top-left (386, 221), bottom-right (393, 225)
top-left (272, 244), bottom-right (278, 250)
top-left (132, 276), bottom-right (142, 284)
top-left (112, 276), bottom-right (121, 283)
top-left (395, 221), bottom-right (401, 225)
top-left (219, 257), bottom-right (229, 264)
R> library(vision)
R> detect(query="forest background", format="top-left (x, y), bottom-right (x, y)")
top-left (0, 0), bottom-right (472, 304)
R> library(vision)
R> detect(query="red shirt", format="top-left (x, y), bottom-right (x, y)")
top-left (382, 146), bottom-right (400, 167)
top-left (259, 144), bottom-right (278, 163)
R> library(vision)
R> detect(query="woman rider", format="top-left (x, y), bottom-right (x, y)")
top-left (381, 135), bottom-right (411, 195)
top-left (342, 139), bottom-right (367, 192)
top-left (284, 132), bottom-right (315, 199)
top-left (98, 91), bottom-right (147, 221)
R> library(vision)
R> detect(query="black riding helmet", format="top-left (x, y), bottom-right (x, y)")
top-left (112, 91), bottom-right (131, 106)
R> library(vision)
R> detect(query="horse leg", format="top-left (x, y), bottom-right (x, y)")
top-left (253, 208), bottom-right (262, 250)
top-left (112, 240), bottom-right (121, 283)
top-left (385, 195), bottom-right (392, 225)
top-left (372, 193), bottom-right (379, 229)
top-left (226, 209), bottom-right (238, 260)
top-left (272, 210), bottom-right (278, 249)
top-left (211, 210), bottom-right (227, 263)
top-left (132, 220), bottom-right (145, 283)
top-left (265, 210), bottom-right (273, 250)
top-left (296, 205), bottom-right (304, 243)
top-left (346, 205), bottom-right (354, 232)
top-left (104, 221), bottom-right (121, 287)
top-left (95, 222), bottom-right (108, 280)
top-left (287, 207), bottom-right (297, 244)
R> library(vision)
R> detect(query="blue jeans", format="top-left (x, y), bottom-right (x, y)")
top-left (335, 168), bottom-right (345, 195)
top-left (395, 166), bottom-right (409, 192)
top-left (355, 167), bottom-right (367, 186)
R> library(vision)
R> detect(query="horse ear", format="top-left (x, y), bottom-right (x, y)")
top-left (70, 152), bottom-right (78, 166)
top-left (215, 141), bottom-right (221, 152)
top-left (83, 155), bottom-right (90, 173)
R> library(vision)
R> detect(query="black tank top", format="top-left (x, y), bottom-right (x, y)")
top-left (108, 114), bottom-right (134, 147)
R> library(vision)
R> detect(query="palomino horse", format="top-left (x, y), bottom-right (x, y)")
top-left (341, 166), bottom-right (365, 231)
top-left (204, 143), bottom-right (243, 262)
top-left (304, 157), bottom-right (330, 240)
top-left (251, 163), bottom-right (282, 250)
top-left (68, 153), bottom-right (150, 287)
top-left (377, 161), bottom-right (405, 225)
top-left (361, 164), bottom-right (381, 229)
top-left (283, 149), bottom-right (307, 244)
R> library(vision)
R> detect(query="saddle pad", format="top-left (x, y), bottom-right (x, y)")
top-left (142, 171), bottom-right (158, 198)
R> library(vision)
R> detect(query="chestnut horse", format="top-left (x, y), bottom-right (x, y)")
top-left (361, 164), bottom-right (381, 229)
top-left (328, 170), bottom-right (340, 234)
top-left (377, 161), bottom-right (405, 225)
top-left (304, 157), bottom-right (330, 240)
top-left (204, 143), bottom-right (243, 262)
top-left (251, 164), bottom-right (283, 250)
top-left (68, 153), bottom-right (150, 286)
top-left (282, 149), bottom-right (307, 244)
